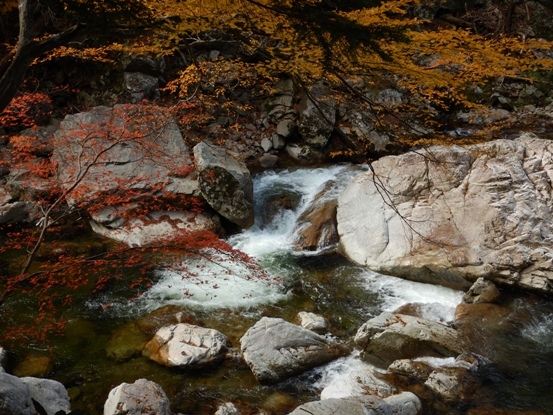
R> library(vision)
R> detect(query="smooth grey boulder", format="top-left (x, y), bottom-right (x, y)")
top-left (240, 317), bottom-right (349, 384)
top-left (297, 312), bottom-right (329, 333)
top-left (21, 377), bottom-right (71, 415)
top-left (354, 312), bottom-right (466, 367)
top-left (337, 134), bottom-right (553, 293)
top-left (287, 392), bottom-right (421, 415)
top-left (0, 371), bottom-right (33, 415)
top-left (143, 323), bottom-right (230, 368)
top-left (103, 379), bottom-right (171, 415)
top-left (193, 142), bottom-right (254, 228)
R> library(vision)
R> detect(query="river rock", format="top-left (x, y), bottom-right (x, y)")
top-left (214, 402), bottom-right (241, 415)
top-left (106, 322), bottom-right (149, 362)
top-left (0, 370), bottom-right (33, 415)
top-left (287, 392), bottom-right (421, 415)
top-left (321, 368), bottom-right (396, 399)
top-left (354, 312), bottom-right (466, 367)
top-left (240, 317), bottom-right (349, 384)
top-left (103, 379), bottom-right (171, 415)
top-left (52, 105), bottom-right (203, 243)
top-left (193, 142), bottom-right (254, 228)
top-left (462, 277), bottom-right (501, 304)
top-left (21, 377), bottom-right (71, 415)
top-left (297, 311), bottom-right (329, 333)
top-left (424, 353), bottom-right (492, 404)
top-left (293, 181), bottom-right (339, 252)
top-left (387, 359), bottom-right (435, 381)
top-left (143, 323), bottom-right (230, 368)
top-left (89, 210), bottom-right (221, 247)
top-left (337, 134), bottom-right (553, 294)
top-left (136, 305), bottom-right (200, 336)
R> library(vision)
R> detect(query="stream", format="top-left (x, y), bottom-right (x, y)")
top-left (3, 165), bottom-right (553, 414)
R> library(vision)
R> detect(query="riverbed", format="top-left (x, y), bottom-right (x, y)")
top-left (2, 165), bottom-right (553, 414)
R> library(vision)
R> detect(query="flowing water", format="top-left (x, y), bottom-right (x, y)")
top-left (3, 165), bottom-right (553, 414)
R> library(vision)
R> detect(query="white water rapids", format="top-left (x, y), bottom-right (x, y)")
top-left (128, 165), bottom-right (464, 397)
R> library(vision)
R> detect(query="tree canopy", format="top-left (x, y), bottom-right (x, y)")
top-left (2, 0), bottom-right (552, 119)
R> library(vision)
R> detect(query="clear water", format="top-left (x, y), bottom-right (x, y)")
top-left (3, 165), bottom-right (553, 414)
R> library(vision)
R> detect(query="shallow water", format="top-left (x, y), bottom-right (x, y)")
top-left (2, 165), bottom-right (553, 414)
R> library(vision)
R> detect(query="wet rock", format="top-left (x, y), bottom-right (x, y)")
top-left (462, 277), bottom-right (501, 304)
top-left (293, 181), bottom-right (338, 252)
top-left (262, 193), bottom-right (301, 227)
top-left (104, 379), bottom-right (171, 415)
top-left (287, 392), bottom-right (421, 415)
top-left (214, 402), bottom-right (241, 415)
top-left (296, 311), bottom-right (329, 333)
top-left (240, 317), bottom-right (349, 384)
top-left (13, 354), bottom-right (53, 378)
top-left (259, 154), bottom-right (279, 168)
top-left (337, 134), bottom-right (553, 294)
top-left (136, 305), bottom-right (200, 336)
top-left (261, 391), bottom-right (297, 414)
top-left (424, 353), bottom-right (492, 404)
top-left (454, 302), bottom-right (514, 358)
top-left (143, 323), bottom-right (230, 368)
top-left (21, 377), bottom-right (71, 415)
top-left (323, 368), bottom-right (396, 399)
top-left (194, 142), bottom-right (254, 228)
top-left (354, 312), bottom-right (466, 368)
top-left (387, 359), bottom-right (435, 381)
top-left (106, 322), bottom-right (149, 362)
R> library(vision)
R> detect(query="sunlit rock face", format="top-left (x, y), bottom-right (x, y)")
top-left (240, 317), bottom-right (349, 384)
top-left (338, 134), bottom-right (553, 294)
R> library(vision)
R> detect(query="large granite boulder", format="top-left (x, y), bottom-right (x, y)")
top-left (52, 105), bottom-right (207, 245)
top-left (20, 377), bottom-right (71, 415)
top-left (337, 134), bottom-right (553, 293)
top-left (354, 312), bottom-right (466, 367)
top-left (53, 105), bottom-right (195, 206)
top-left (143, 323), bottom-right (230, 368)
top-left (287, 392), bottom-right (421, 415)
top-left (104, 379), bottom-right (171, 415)
top-left (193, 142), bottom-right (254, 228)
top-left (0, 370), bottom-right (33, 415)
top-left (240, 317), bottom-right (349, 384)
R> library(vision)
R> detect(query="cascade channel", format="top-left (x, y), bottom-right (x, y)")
top-left (4, 165), bottom-right (553, 414)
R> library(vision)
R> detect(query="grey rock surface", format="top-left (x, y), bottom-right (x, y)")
top-left (338, 134), bottom-right (553, 293)
top-left (240, 317), bottom-right (348, 384)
